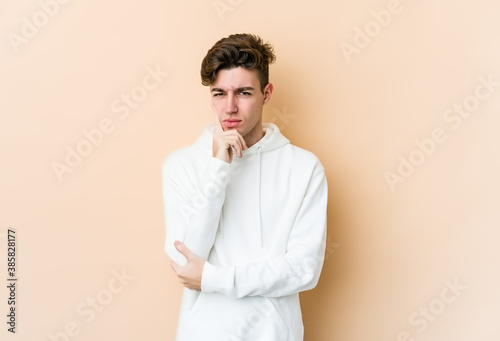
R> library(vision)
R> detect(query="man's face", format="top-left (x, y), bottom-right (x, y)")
top-left (210, 67), bottom-right (273, 139)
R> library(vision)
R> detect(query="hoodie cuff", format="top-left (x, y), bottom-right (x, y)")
top-left (200, 157), bottom-right (232, 189)
top-left (208, 155), bottom-right (232, 171)
top-left (201, 262), bottom-right (234, 296)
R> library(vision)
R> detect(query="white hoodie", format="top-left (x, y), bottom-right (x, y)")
top-left (162, 122), bottom-right (328, 340)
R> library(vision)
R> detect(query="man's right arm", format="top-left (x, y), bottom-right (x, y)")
top-left (163, 114), bottom-right (247, 266)
top-left (162, 152), bottom-right (230, 266)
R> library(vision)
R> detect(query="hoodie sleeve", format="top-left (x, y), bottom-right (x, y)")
top-left (162, 151), bottom-right (231, 265)
top-left (200, 163), bottom-right (328, 298)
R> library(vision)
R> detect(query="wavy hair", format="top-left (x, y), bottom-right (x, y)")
top-left (201, 33), bottom-right (276, 92)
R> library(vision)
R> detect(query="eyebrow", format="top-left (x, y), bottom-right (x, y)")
top-left (211, 87), bottom-right (255, 93)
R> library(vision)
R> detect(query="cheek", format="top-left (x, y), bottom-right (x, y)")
top-left (242, 100), bottom-right (260, 113)
top-left (249, 102), bottom-right (263, 117)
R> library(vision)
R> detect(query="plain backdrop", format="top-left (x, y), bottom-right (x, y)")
top-left (1, 0), bottom-right (499, 340)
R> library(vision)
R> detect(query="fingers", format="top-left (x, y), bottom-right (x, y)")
top-left (170, 243), bottom-right (204, 291)
top-left (213, 107), bottom-right (224, 134)
top-left (233, 136), bottom-right (244, 158)
top-left (223, 134), bottom-right (242, 158)
top-left (170, 261), bottom-right (187, 285)
top-left (235, 134), bottom-right (248, 158)
top-left (213, 129), bottom-right (247, 160)
top-left (212, 105), bottom-right (248, 160)
top-left (171, 260), bottom-right (179, 273)
top-left (237, 133), bottom-right (248, 153)
top-left (174, 241), bottom-right (191, 261)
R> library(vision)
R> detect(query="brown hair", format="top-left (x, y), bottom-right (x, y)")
top-left (200, 33), bottom-right (276, 93)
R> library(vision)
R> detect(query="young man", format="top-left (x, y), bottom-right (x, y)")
top-left (162, 33), bottom-right (328, 340)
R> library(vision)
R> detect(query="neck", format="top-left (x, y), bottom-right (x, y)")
top-left (244, 121), bottom-right (264, 147)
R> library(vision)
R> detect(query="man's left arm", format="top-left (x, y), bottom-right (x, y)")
top-left (175, 163), bottom-right (328, 297)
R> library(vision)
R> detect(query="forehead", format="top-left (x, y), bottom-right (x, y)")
top-left (210, 67), bottom-right (259, 90)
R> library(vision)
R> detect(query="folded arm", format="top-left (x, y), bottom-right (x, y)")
top-left (201, 165), bottom-right (328, 298)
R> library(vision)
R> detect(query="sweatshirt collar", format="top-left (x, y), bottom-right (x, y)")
top-left (195, 122), bottom-right (290, 154)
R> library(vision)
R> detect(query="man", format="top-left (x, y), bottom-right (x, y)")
top-left (162, 33), bottom-right (327, 340)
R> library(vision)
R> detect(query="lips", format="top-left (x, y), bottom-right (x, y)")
top-left (224, 120), bottom-right (242, 128)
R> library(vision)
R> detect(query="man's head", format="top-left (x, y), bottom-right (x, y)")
top-left (201, 33), bottom-right (276, 144)
top-left (201, 33), bottom-right (276, 93)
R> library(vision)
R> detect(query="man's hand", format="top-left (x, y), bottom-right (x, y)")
top-left (212, 110), bottom-right (248, 163)
top-left (171, 241), bottom-right (205, 291)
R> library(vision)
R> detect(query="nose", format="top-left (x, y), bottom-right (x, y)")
top-left (224, 93), bottom-right (238, 114)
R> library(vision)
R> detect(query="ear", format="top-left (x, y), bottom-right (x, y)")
top-left (262, 83), bottom-right (274, 104)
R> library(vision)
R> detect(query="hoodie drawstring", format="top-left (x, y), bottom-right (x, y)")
top-left (257, 146), bottom-right (263, 247)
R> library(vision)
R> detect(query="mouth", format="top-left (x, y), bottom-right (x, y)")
top-left (224, 120), bottom-right (242, 128)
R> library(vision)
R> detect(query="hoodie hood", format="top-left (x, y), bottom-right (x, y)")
top-left (194, 122), bottom-right (290, 247)
top-left (194, 122), bottom-right (290, 154)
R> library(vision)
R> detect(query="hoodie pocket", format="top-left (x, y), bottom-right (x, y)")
top-left (264, 296), bottom-right (306, 340)
top-left (179, 294), bottom-right (294, 340)
top-left (263, 297), bottom-right (289, 329)
top-left (183, 292), bottom-right (206, 330)
top-left (220, 297), bottom-right (291, 340)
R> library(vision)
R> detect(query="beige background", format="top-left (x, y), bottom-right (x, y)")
top-left (1, 0), bottom-right (499, 340)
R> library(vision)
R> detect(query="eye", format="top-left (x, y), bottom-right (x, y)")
top-left (213, 92), bottom-right (225, 97)
top-left (239, 91), bottom-right (252, 96)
